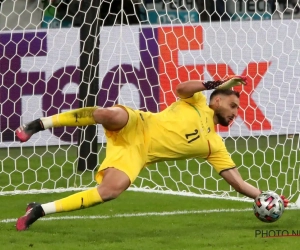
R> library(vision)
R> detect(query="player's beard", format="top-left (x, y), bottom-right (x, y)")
top-left (215, 110), bottom-right (230, 127)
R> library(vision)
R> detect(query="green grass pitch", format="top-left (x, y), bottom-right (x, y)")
top-left (0, 135), bottom-right (299, 249)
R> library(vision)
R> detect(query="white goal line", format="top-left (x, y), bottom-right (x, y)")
top-left (1, 187), bottom-right (298, 208)
top-left (0, 187), bottom-right (253, 202)
top-left (2, 207), bottom-right (300, 224)
top-left (0, 208), bottom-right (255, 224)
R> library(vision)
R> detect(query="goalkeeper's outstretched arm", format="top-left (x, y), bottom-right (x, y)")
top-left (221, 168), bottom-right (289, 207)
top-left (220, 168), bottom-right (261, 199)
top-left (175, 76), bottom-right (247, 99)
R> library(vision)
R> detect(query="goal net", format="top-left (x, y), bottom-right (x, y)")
top-left (0, 0), bottom-right (299, 206)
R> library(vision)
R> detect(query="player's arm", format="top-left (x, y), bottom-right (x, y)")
top-left (220, 168), bottom-right (261, 199)
top-left (221, 168), bottom-right (289, 206)
top-left (175, 76), bottom-right (248, 99)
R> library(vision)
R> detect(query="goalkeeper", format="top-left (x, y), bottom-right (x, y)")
top-left (15, 75), bottom-right (289, 231)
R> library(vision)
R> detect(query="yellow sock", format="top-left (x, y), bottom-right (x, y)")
top-left (54, 187), bottom-right (103, 212)
top-left (40, 107), bottom-right (98, 128)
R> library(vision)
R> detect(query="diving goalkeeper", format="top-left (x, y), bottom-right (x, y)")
top-left (15, 76), bottom-right (289, 231)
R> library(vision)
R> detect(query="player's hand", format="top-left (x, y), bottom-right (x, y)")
top-left (280, 195), bottom-right (289, 208)
top-left (216, 75), bottom-right (248, 90)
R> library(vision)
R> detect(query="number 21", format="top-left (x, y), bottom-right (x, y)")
top-left (185, 129), bottom-right (200, 143)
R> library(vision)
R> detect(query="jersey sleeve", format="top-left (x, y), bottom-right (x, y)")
top-left (181, 92), bottom-right (207, 105)
top-left (206, 140), bottom-right (235, 174)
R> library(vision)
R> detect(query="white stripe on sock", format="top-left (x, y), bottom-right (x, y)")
top-left (40, 117), bottom-right (53, 129)
top-left (41, 202), bottom-right (57, 215)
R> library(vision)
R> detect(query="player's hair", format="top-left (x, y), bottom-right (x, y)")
top-left (209, 89), bottom-right (240, 101)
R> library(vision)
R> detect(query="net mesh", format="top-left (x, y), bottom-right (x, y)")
top-left (0, 0), bottom-right (299, 204)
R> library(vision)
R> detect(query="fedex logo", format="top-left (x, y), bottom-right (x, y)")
top-left (0, 25), bottom-right (273, 145)
top-left (103, 26), bottom-right (272, 132)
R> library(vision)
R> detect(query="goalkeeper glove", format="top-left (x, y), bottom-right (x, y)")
top-left (202, 75), bottom-right (247, 90)
top-left (280, 195), bottom-right (289, 208)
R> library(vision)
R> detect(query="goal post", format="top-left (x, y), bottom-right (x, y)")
top-left (0, 0), bottom-right (299, 207)
top-left (77, 0), bottom-right (101, 172)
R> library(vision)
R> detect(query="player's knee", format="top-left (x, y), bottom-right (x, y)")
top-left (93, 108), bottom-right (110, 124)
top-left (97, 185), bottom-right (125, 201)
top-left (93, 107), bottom-right (128, 130)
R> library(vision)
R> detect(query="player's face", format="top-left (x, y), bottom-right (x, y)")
top-left (215, 94), bottom-right (239, 126)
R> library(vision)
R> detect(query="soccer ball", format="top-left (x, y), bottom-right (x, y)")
top-left (253, 191), bottom-right (285, 223)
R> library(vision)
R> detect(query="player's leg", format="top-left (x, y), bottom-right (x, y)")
top-left (16, 106), bottom-right (146, 231)
top-left (15, 106), bottom-right (128, 142)
top-left (16, 168), bottom-right (130, 231)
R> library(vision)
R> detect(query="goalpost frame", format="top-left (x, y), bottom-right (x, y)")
top-left (0, 1), bottom-right (299, 209)
top-left (77, 0), bottom-right (101, 171)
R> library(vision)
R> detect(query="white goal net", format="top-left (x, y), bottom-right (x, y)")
top-left (0, 0), bottom-right (299, 206)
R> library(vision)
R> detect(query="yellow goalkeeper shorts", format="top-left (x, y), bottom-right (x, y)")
top-left (95, 105), bottom-right (150, 184)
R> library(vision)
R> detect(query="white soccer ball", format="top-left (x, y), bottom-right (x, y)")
top-left (253, 191), bottom-right (285, 223)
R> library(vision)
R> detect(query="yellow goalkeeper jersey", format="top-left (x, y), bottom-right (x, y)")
top-left (146, 92), bottom-right (235, 173)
